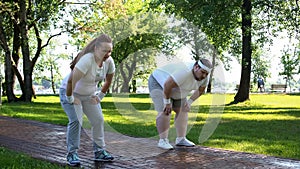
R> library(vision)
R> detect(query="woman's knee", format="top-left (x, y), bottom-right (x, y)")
top-left (90, 115), bottom-right (104, 126)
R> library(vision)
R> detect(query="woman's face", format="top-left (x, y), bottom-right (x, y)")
top-left (94, 42), bottom-right (113, 62)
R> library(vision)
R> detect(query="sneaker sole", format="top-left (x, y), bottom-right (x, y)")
top-left (94, 158), bottom-right (114, 162)
top-left (158, 146), bottom-right (174, 150)
top-left (175, 144), bottom-right (195, 147)
top-left (67, 162), bottom-right (81, 167)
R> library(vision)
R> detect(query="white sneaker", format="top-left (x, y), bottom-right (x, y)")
top-left (158, 138), bottom-right (174, 150)
top-left (175, 137), bottom-right (195, 147)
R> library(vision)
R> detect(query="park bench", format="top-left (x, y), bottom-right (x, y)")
top-left (270, 84), bottom-right (287, 93)
top-left (235, 84), bottom-right (253, 91)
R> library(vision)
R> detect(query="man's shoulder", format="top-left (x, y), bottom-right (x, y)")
top-left (158, 62), bottom-right (193, 71)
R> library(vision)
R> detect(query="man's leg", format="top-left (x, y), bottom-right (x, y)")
top-left (173, 99), bottom-right (195, 147)
top-left (148, 75), bottom-right (173, 149)
top-left (174, 109), bottom-right (188, 138)
top-left (156, 111), bottom-right (172, 139)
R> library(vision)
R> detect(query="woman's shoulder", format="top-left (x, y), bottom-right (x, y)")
top-left (76, 53), bottom-right (94, 67)
top-left (104, 57), bottom-right (115, 65)
top-left (106, 57), bottom-right (114, 62)
top-left (79, 53), bottom-right (94, 62)
top-left (82, 53), bottom-right (94, 59)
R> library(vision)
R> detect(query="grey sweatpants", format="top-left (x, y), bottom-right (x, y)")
top-left (59, 88), bottom-right (105, 154)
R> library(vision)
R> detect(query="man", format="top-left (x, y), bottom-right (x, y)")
top-left (148, 58), bottom-right (212, 150)
top-left (257, 77), bottom-right (265, 92)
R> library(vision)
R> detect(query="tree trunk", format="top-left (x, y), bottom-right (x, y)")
top-left (120, 54), bottom-right (137, 93)
top-left (207, 49), bottom-right (217, 93)
top-left (50, 64), bottom-right (56, 94)
top-left (234, 0), bottom-right (252, 103)
top-left (20, 0), bottom-right (33, 102)
top-left (0, 14), bottom-right (18, 102)
top-left (4, 51), bottom-right (16, 102)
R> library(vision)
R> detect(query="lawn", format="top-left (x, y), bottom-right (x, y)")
top-left (0, 147), bottom-right (70, 169)
top-left (1, 93), bottom-right (299, 161)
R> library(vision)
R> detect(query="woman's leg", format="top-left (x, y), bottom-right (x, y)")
top-left (59, 88), bottom-right (83, 154)
top-left (82, 99), bottom-right (105, 151)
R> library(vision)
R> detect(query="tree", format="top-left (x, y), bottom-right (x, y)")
top-left (150, 0), bottom-right (299, 103)
top-left (167, 19), bottom-right (218, 93)
top-left (251, 46), bottom-right (271, 86)
top-left (279, 45), bottom-right (300, 92)
top-left (150, 0), bottom-right (245, 94)
top-left (34, 53), bottom-right (67, 94)
top-left (234, 0), bottom-right (252, 102)
top-left (110, 32), bottom-right (171, 93)
top-left (0, 0), bottom-right (66, 102)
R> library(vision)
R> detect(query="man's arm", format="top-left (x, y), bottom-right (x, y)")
top-left (163, 76), bottom-right (178, 115)
top-left (182, 86), bottom-right (206, 112)
top-left (163, 76), bottom-right (178, 100)
top-left (189, 86), bottom-right (206, 102)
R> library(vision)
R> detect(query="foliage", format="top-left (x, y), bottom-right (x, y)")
top-left (66, 0), bottom-right (177, 93)
top-left (34, 41), bottom-right (69, 94)
top-left (150, 0), bottom-right (299, 103)
top-left (150, 0), bottom-right (242, 58)
top-left (253, 0), bottom-right (300, 41)
top-left (251, 45), bottom-right (271, 84)
top-left (279, 45), bottom-right (300, 91)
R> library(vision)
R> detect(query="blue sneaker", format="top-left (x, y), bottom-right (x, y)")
top-left (94, 149), bottom-right (114, 162)
top-left (67, 153), bottom-right (80, 166)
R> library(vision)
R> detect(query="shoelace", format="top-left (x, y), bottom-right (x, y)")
top-left (72, 154), bottom-right (79, 160)
top-left (102, 150), bottom-right (108, 156)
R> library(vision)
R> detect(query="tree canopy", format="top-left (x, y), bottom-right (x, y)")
top-left (150, 0), bottom-right (299, 102)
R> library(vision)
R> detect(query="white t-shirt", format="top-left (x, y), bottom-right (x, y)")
top-left (152, 62), bottom-right (208, 99)
top-left (60, 53), bottom-right (115, 95)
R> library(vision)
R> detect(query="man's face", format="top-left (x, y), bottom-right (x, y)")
top-left (192, 65), bottom-right (209, 81)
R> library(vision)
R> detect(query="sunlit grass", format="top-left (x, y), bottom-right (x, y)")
top-left (1, 93), bottom-right (300, 160)
top-left (0, 147), bottom-right (69, 169)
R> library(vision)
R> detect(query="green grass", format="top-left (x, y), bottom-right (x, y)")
top-left (1, 93), bottom-right (300, 163)
top-left (0, 147), bottom-right (70, 169)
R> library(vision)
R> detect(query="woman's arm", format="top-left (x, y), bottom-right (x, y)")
top-left (101, 73), bottom-right (114, 93)
top-left (66, 68), bottom-right (84, 96)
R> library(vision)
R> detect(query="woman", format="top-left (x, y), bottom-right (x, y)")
top-left (59, 34), bottom-right (115, 166)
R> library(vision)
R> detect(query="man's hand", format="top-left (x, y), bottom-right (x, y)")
top-left (183, 99), bottom-right (193, 112)
top-left (163, 104), bottom-right (172, 115)
top-left (163, 98), bottom-right (172, 115)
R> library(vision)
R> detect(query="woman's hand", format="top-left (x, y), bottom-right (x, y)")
top-left (90, 95), bottom-right (100, 104)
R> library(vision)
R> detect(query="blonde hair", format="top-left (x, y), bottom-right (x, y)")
top-left (70, 34), bottom-right (112, 70)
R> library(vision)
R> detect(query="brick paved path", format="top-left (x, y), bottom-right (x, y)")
top-left (1, 115), bottom-right (300, 169)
